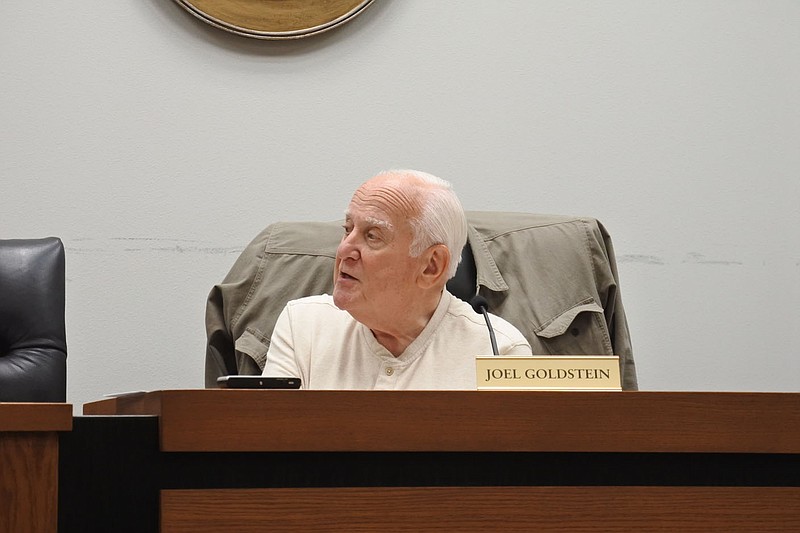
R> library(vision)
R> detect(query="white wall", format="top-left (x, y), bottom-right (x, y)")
top-left (2, 1), bottom-right (798, 411)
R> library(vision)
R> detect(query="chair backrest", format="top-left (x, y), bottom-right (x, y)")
top-left (0, 237), bottom-right (67, 402)
top-left (445, 242), bottom-right (478, 304)
top-left (205, 212), bottom-right (637, 390)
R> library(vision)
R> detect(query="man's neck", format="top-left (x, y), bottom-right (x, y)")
top-left (371, 328), bottom-right (421, 358)
top-left (368, 291), bottom-right (443, 357)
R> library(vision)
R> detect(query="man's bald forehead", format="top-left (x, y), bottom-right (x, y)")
top-left (350, 174), bottom-right (426, 219)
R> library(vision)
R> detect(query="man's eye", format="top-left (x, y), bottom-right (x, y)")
top-left (366, 232), bottom-right (378, 241)
top-left (342, 225), bottom-right (353, 235)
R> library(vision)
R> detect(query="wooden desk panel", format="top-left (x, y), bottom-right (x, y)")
top-left (71, 392), bottom-right (800, 532)
top-left (0, 402), bottom-right (72, 431)
top-left (161, 486), bottom-right (800, 532)
top-left (84, 390), bottom-right (800, 453)
top-left (0, 403), bottom-right (72, 533)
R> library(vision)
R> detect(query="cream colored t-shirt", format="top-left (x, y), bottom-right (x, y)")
top-left (263, 291), bottom-right (531, 389)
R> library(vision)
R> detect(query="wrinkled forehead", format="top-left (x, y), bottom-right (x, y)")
top-left (346, 177), bottom-right (423, 224)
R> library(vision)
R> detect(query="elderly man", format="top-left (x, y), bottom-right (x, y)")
top-left (262, 170), bottom-right (532, 389)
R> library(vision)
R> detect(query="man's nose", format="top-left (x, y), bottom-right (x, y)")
top-left (337, 232), bottom-right (361, 260)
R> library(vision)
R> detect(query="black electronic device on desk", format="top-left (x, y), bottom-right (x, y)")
top-left (217, 376), bottom-right (301, 389)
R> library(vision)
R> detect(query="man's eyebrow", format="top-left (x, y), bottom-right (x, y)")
top-left (342, 211), bottom-right (393, 231)
top-left (365, 216), bottom-right (393, 230)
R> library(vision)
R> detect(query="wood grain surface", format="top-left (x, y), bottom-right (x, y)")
top-left (161, 486), bottom-right (800, 532)
top-left (84, 390), bottom-right (800, 453)
top-left (0, 402), bottom-right (72, 431)
top-left (0, 403), bottom-right (69, 533)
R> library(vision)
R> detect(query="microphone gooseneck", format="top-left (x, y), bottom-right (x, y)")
top-left (470, 295), bottom-right (499, 356)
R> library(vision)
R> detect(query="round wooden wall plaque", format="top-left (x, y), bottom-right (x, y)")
top-left (174, 0), bottom-right (375, 40)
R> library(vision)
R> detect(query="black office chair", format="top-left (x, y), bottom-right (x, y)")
top-left (446, 242), bottom-right (478, 303)
top-left (0, 237), bottom-right (67, 402)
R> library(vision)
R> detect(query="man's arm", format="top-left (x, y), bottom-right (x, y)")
top-left (492, 313), bottom-right (533, 356)
top-left (262, 305), bottom-right (304, 385)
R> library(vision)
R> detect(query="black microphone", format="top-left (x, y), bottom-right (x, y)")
top-left (470, 295), bottom-right (499, 356)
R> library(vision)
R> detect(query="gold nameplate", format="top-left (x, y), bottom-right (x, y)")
top-left (476, 356), bottom-right (621, 391)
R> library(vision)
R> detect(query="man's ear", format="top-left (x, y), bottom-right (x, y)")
top-left (418, 244), bottom-right (450, 289)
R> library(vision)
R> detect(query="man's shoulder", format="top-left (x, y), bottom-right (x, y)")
top-left (443, 292), bottom-right (483, 324)
top-left (443, 292), bottom-right (528, 342)
top-left (444, 293), bottom-right (516, 333)
top-left (285, 294), bottom-right (357, 324)
top-left (287, 294), bottom-right (337, 309)
top-left (277, 295), bottom-right (356, 337)
top-left (279, 295), bottom-right (362, 356)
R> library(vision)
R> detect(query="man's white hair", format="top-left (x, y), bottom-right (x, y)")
top-left (375, 169), bottom-right (468, 279)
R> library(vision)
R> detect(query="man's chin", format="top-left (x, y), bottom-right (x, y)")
top-left (332, 291), bottom-right (350, 311)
